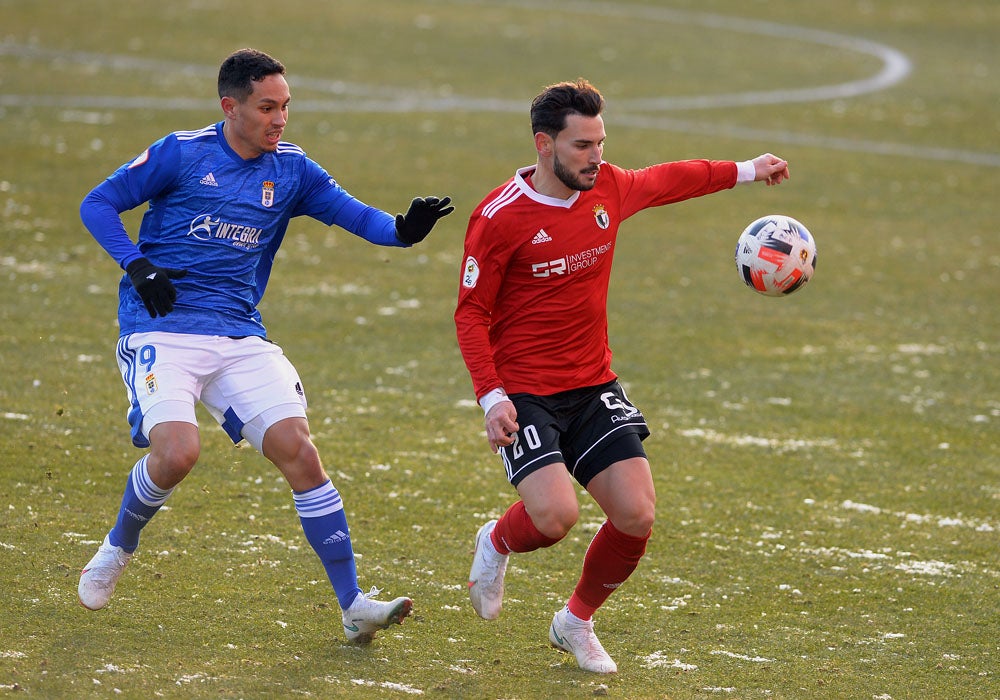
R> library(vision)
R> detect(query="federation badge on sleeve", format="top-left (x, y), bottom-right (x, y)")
top-left (261, 180), bottom-right (275, 207)
top-left (462, 256), bottom-right (480, 288)
top-left (128, 149), bottom-right (150, 169)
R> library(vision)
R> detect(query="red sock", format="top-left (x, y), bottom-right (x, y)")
top-left (491, 500), bottom-right (561, 555)
top-left (567, 520), bottom-right (650, 620)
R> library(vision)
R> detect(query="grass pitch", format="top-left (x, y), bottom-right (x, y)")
top-left (1, 1), bottom-right (998, 698)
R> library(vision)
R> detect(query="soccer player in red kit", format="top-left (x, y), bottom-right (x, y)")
top-left (454, 78), bottom-right (790, 673)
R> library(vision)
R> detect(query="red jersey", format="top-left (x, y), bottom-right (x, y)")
top-left (455, 159), bottom-right (738, 400)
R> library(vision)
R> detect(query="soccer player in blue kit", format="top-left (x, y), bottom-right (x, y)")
top-left (77, 48), bottom-right (453, 644)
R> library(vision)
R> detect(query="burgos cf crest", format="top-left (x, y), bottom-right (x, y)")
top-left (593, 204), bottom-right (609, 230)
top-left (261, 180), bottom-right (275, 208)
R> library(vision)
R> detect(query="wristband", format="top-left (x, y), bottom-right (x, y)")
top-left (736, 160), bottom-right (756, 184)
top-left (478, 388), bottom-right (509, 415)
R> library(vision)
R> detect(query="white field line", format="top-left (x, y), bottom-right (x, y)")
top-left (1, 2), bottom-right (997, 167)
top-left (456, 0), bottom-right (913, 109)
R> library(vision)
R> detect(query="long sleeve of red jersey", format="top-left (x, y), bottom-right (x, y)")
top-left (619, 159), bottom-right (737, 217)
top-left (454, 202), bottom-right (513, 400)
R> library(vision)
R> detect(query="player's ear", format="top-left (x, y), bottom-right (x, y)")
top-left (220, 95), bottom-right (238, 118)
top-left (534, 132), bottom-right (553, 157)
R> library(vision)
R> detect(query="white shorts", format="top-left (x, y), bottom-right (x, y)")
top-left (116, 332), bottom-right (308, 452)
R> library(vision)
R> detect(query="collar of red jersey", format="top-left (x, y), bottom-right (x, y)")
top-left (514, 166), bottom-right (580, 208)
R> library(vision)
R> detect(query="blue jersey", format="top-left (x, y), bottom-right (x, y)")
top-left (81, 122), bottom-right (405, 338)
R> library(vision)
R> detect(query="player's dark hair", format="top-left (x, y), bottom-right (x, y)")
top-left (530, 79), bottom-right (605, 138)
top-left (218, 49), bottom-right (286, 102)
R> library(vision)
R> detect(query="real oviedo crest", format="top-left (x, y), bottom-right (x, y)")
top-left (593, 204), bottom-right (609, 230)
top-left (261, 180), bottom-right (275, 208)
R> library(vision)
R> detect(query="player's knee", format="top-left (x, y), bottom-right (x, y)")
top-left (532, 502), bottom-right (579, 540)
top-left (288, 439), bottom-right (323, 477)
top-left (268, 434), bottom-right (327, 491)
top-left (261, 417), bottom-right (311, 460)
top-left (147, 440), bottom-right (199, 488)
top-left (615, 503), bottom-right (655, 538)
top-left (624, 511), bottom-right (656, 538)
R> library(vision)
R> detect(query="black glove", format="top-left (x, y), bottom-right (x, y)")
top-left (394, 196), bottom-right (454, 245)
top-left (125, 257), bottom-right (188, 318)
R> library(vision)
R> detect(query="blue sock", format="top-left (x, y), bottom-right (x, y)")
top-left (294, 480), bottom-right (362, 609)
top-left (108, 455), bottom-right (173, 553)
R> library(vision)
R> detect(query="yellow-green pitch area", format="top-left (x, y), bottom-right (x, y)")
top-left (1, 1), bottom-right (997, 697)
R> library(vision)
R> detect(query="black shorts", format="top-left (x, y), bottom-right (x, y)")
top-left (499, 380), bottom-right (650, 488)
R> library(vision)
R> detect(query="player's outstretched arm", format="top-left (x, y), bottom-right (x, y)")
top-left (751, 153), bottom-right (790, 186)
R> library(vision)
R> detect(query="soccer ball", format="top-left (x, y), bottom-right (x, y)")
top-left (734, 214), bottom-right (817, 296)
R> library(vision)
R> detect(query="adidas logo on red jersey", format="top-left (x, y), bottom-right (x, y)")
top-left (531, 229), bottom-right (552, 244)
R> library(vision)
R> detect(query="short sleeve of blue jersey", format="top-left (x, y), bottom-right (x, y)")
top-left (291, 157), bottom-right (403, 247)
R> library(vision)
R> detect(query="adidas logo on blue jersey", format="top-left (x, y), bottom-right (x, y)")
top-left (199, 172), bottom-right (219, 187)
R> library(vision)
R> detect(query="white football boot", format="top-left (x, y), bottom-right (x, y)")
top-left (549, 606), bottom-right (618, 674)
top-left (342, 586), bottom-right (413, 644)
top-left (467, 520), bottom-right (508, 620)
top-left (79, 534), bottom-right (133, 610)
